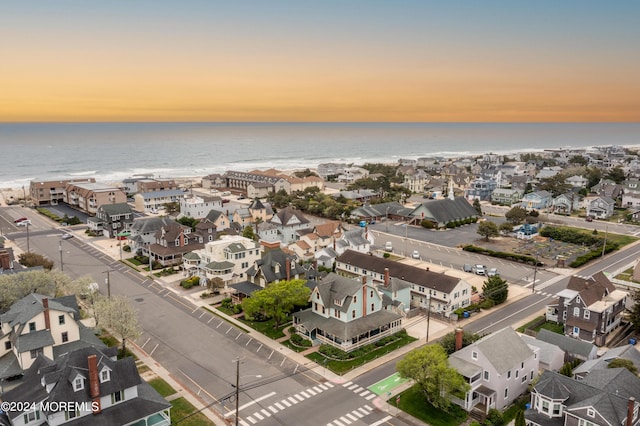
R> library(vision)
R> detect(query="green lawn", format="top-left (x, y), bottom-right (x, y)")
top-left (307, 334), bottom-right (417, 375)
top-left (390, 384), bottom-right (467, 426)
top-left (170, 397), bottom-right (215, 426)
top-left (281, 339), bottom-right (309, 353)
top-left (239, 317), bottom-right (287, 339)
top-left (516, 316), bottom-right (563, 334)
top-left (147, 377), bottom-right (176, 398)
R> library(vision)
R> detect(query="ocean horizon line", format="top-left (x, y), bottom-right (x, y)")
top-left (2, 121), bottom-right (640, 125)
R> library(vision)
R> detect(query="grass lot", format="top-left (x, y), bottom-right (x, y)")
top-left (390, 384), bottom-right (467, 426)
top-left (98, 332), bottom-right (136, 359)
top-left (170, 397), bottom-right (215, 426)
top-left (148, 377), bottom-right (176, 398)
top-left (615, 267), bottom-right (638, 283)
top-left (516, 316), bottom-right (563, 334)
top-left (239, 317), bottom-right (287, 339)
top-left (307, 334), bottom-right (417, 375)
top-left (281, 339), bottom-right (308, 353)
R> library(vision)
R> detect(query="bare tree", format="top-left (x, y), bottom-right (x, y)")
top-left (94, 295), bottom-right (141, 356)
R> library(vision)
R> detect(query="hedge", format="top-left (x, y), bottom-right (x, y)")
top-left (462, 245), bottom-right (541, 265)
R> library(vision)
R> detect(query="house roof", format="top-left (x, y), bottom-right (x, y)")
top-left (229, 281), bottom-right (263, 296)
top-left (566, 272), bottom-right (617, 307)
top-left (293, 308), bottom-right (401, 341)
top-left (336, 250), bottom-right (465, 295)
top-left (536, 329), bottom-right (596, 359)
top-left (271, 206), bottom-right (309, 226)
top-left (410, 197), bottom-right (478, 224)
top-left (314, 273), bottom-right (365, 312)
top-left (98, 203), bottom-right (133, 215)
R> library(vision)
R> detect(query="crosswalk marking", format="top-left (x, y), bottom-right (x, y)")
top-left (339, 416), bottom-right (352, 424)
top-left (346, 413), bottom-right (358, 421)
top-left (274, 402), bottom-right (285, 410)
top-left (348, 384), bottom-right (359, 391)
top-left (364, 404), bottom-right (373, 411)
top-left (320, 383), bottom-right (330, 390)
top-left (370, 416), bottom-right (393, 426)
top-left (247, 416), bottom-right (257, 424)
top-left (352, 410), bottom-right (363, 418)
top-left (307, 388), bottom-right (317, 396)
top-left (358, 390), bottom-right (370, 397)
top-left (357, 407), bottom-right (369, 415)
top-left (325, 382), bottom-right (334, 388)
top-left (268, 406), bottom-right (278, 414)
top-left (253, 412), bottom-right (264, 421)
top-left (342, 381), bottom-right (353, 387)
top-left (239, 420), bottom-right (250, 426)
top-left (333, 420), bottom-right (345, 426)
top-left (281, 399), bottom-right (292, 407)
top-left (260, 409), bottom-right (271, 417)
top-left (313, 385), bottom-right (323, 393)
top-left (294, 394), bottom-right (305, 402)
top-left (300, 390), bottom-right (310, 398)
top-left (365, 393), bottom-right (376, 400)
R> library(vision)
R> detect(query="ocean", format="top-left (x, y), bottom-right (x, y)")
top-left (2, 122), bottom-right (639, 189)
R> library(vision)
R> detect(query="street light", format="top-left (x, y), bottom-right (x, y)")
top-left (26, 222), bottom-right (30, 253)
top-left (532, 253), bottom-right (539, 294)
top-left (385, 205), bottom-right (390, 232)
top-left (233, 358), bottom-right (262, 426)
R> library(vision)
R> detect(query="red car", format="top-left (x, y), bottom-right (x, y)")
top-left (14, 217), bottom-right (28, 223)
top-left (222, 198), bottom-right (230, 203)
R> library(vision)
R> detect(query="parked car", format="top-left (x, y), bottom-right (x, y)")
top-left (61, 233), bottom-right (74, 240)
top-left (411, 250), bottom-right (420, 259)
top-left (16, 220), bottom-right (31, 227)
top-left (463, 264), bottom-right (473, 273)
top-left (474, 264), bottom-right (486, 275)
top-left (222, 198), bottom-right (230, 203)
top-left (221, 191), bottom-right (231, 196)
top-left (487, 268), bottom-right (498, 277)
top-left (385, 242), bottom-right (393, 252)
top-left (585, 216), bottom-right (593, 222)
top-left (14, 217), bottom-right (28, 223)
top-left (237, 195), bottom-right (246, 200)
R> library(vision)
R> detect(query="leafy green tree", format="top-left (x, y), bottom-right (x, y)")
top-left (477, 221), bottom-right (499, 241)
top-left (472, 198), bottom-right (482, 215)
top-left (537, 174), bottom-right (572, 197)
top-left (242, 225), bottom-right (255, 240)
top-left (499, 222), bottom-right (514, 234)
top-left (505, 206), bottom-right (528, 225)
top-left (177, 216), bottom-right (199, 229)
top-left (630, 290), bottom-right (640, 334)
top-left (585, 167), bottom-right (603, 188)
top-left (514, 410), bottom-right (526, 426)
top-left (396, 345), bottom-right (469, 412)
top-left (163, 201), bottom-right (180, 214)
top-left (608, 358), bottom-right (638, 375)
top-left (439, 330), bottom-right (481, 355)
top-left (559, 359), bottom-right (581, 377)
top-left (482, 275), bottom-right (508, 305)
top-left (242, 279), bottom-right (310, 328)
top-left (18, 252), bottom-right (54, 270)
top-left (569, 155), bottom-right (589, 166)
top-left (606, 166), bottom-right (626, 184)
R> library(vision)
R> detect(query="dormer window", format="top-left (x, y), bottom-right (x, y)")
top-left (73, 376), bottom-right (84, 391)
top-left (100, 368), bottom-right (111, 383)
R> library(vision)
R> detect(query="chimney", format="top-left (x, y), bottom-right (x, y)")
top-left (627, 397), bottom-right (636, 426)
top-left (88, 354), bottom-right (102, 414)
top-left (42, 298), bottom-right (51, 331)
top-left (286, 258), bottom-right (291, 281)
top-left (384, 268), bottom-right (390, 287)
top-left (362, 275), bottom-right (367, 285)
top-left (455, 327), bottom-right (464, 352)
top-left (426, 267), bottom-right (430, 272)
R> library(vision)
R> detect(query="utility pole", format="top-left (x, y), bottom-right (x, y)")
top-left (426, 293), bottom-right (431, 342)
top-left (26, 222), bottom-right (30, 253)
top-left (103, 269), bottom-right (112, 298)
top-left (59, 240), bottom-right (63, 272)
top-left (234, 358), bottom-right (240, 426)
top-left (532, 253), bottom-right (538, 294)
top-left (601, 225), bottom-right (608, 258)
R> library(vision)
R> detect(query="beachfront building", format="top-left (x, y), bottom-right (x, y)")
top-left (552, 192), bottom-right (582, 215)
top-left (520, 190), bottom-right (553, 210)
top-left (465, 178), bottom-right (497, 201)
top-left (29, 178), bottom-right (97, 206)
top-left (121, 176), bottom-right (177, 194)
top-left (133, 189), bottom-right (185, 213)
top-left (585, 195), bottom-right (616, 219)
top-left (62, 182), bottom-right (127, 215)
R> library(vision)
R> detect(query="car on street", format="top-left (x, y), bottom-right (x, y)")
top-left (385, 242), bottom-right (393, 252)
top-left (16, 219), bottom-right (31, 226)
top-left (14, 217), bottom-right (28, 223)
top-left (222, 198), bottom-right (230, 203)
top-left (474, 264), bottom-right (486, 275)
top-left (585, 216), bottom-right (593, 222)
top-left (61, 233), bottom-right (74, 240)
top-left (411, 250), bottom-right (420, 259)
top-left (463, 264), bottom-right (473, 272)
top-left (237, 195), bottom-right (246, 200)
top-left (487, 267), bottom-right (498, 277)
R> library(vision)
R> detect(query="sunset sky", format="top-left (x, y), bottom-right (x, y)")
top-left (2, 1), bottom-right (639, 122)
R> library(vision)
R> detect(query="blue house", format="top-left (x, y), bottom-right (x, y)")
top-left (521, 190), bottom-right (553, 210)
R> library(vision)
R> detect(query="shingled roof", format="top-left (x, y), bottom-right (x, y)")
top-left (566, 271), bottom-right (616, 307)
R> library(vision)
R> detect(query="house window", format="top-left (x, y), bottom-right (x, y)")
top-left (371, 303), bottom-right (374, 312)
top-left (573, 326), bottom-right (580, 335)
top-left (573, 307), bottom-right (580, 316)
top-left (353, 296), bottom-right (357, 303)
top-left (521, 375), bottom-right (527, 383)
top-left (584, 310), bottom-right (590, 319)
top-left (58, 315), bottom-right (65, 325)
top-left (472, 351), bottom-right (478, 360)
top-left (541, 400), bottom-right (549, 413)
top-left (65, 410), bottom-right (79, 420)
top-left (111, 390), bottom-right (125, 404)
top-left (23, 411), bottom-right (40, 423)
top-left (587, 408), bottom-right (595, 418)
top-left (483, 371), bottom-right (489, 380)
top-left (578, 420), bottom-right (596, 426)
top-left (30, 349), bottom-right (42, 359)
top-left (352, 310), bottom-right (356, 319)
top-left (507, 370), bottom-right (511, 379)
top-left (552, 404), bottom-right (560, 415)
top-left (73, 377), bottom-right (84, 391)
top-left (370, 290), bottom-right (373, 298)
top-left (504, 388), bottom-right (508, 399)
top-left (515, 370), bottom-right (519, 378)
top-left (62, 332), bottom-right (69, 342)
top-left (100, 369), bottom-right (110, 383)
top-left (5, 341), bottom-right (11, 350)
top-left (29, 322), bottom-right (36, 332)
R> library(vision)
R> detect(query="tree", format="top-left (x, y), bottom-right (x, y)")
top-left (242, 225), bottom-right (255, 240)
top-left (472, 198), bottom-right (482, 216)
top-left (477, 221), bottom-right (499, 241)
top-left (499, 222), bottom-right (514, 234)
top-left (439, 330), bottom-right (481, 355)
top-left (514, 410), bottom-right (525, 426)
top-left (241, 279), bottom-right (310, 328)
top-left (18, 252), bottom-right (54, 270)
top-left (482, 275), bottom-right (508, 305)
top-left (505, 206), bottom-right (528, 225)
top-left (537, 174), bottom-right (571, 197)
top-left (606, 166), bottom-right (626, 184)
top-left (94, 295), bottom-right (141, 357)
top-left (608, 358), bottom-right (638, 375)
top-left (162, 201), bottom-right (180, 214)
top-left (630, 290), bottom-right (640, 334)
top-left (396, 344), bottom-right (469, 411)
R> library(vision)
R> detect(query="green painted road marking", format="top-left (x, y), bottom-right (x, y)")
top-left (368, 372), bottom-right (409, 395)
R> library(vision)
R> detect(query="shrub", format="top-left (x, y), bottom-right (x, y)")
top-left (180, 276), bottom-right (200, 289)
top-left (290, 332), bottom-right (312, 348)
top-left (221, 298), bottom-right (233, 309)
top-left (421, 220), bottom-right (436, 229)
top-left (383, 252), bottom-right (391, 258)
top-left (122, 245), bottom-right (132, 252)
top-left (479, 299), bottom-right (495, 310)
top-left (485, 408), bottom-right (504, 426)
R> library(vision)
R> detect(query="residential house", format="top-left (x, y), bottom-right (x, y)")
top-left (519, 333), bottom-right (565, 373)
top-left (292, 273), bottom-right (403, 352)
top-left (126, 216), bottom-right (175, 253)
top-left (148, 222), bottom-right (204, 267)
top-left (268, 206), bottom-right (310, 244)
top-left (338, 228), bottom-right (374, 254)
top-left (448, 327), bottom-right (539, 414)
top-left (337, 167), bottom-right (369, 184)
top-left (256, 221), bottom-right (279, 244)
top-left (592, 178), bottom-right (624, 201)
top-left (133, 189), bottom-right (185, 213)
top-left (525, 369), bottom-right (640, 426)
top-left (509, 175), bottom-right (530, 191)
top-left (403, 168), bottom-right (429, 193)
top-left (120, 174), bottom-right (154, 194)
top-left (316, 163), bottom-right (350, 180)
top-left (136, 178), bottom-right (178, 193)
top-left (549, 272), bottom-right (627, 346)
top-left (63, 182), bottom-right (127, 215)
top-left (465, 178), bottom-right (497, 201)
top-left (573, 345), bottom-right (640, 381)
top-left (521, 190), bottom-right (553, 210)
top-left (202, 209), bottom-right (231, 232)
top-left (29, 178), bottom-right (96, 206)
top-left (179, 194), bottom-right (223, 219)
top-left (622, 179), bottom-right (640, 208)
top-left (0, 294), bottom-right (105, 382)
top-left (553, 192), bottom-right (582, 215)
top-left (335, 250), bottom-right (473, 316)
top-left (247, 199), bottom-right (274, 224)
top-left (332, 189), bottom-right (378, 203)
top-left (244, 248), bottom-right (307, 288)
top-left (201, 173), bottom-right (225, 190)
top-left (565, 175), bottom-right (589, 189)
top-left (585, 195), bottom-right (616, 219)
top-left (87, 203), bottom-right (134, 238)
top-left (534, 328), bottom-right (598, 362)
top-left (183, 235), bottom-right (262, 286)
top-left (0, 346), bottom-right (171, 426)
top-left (491, 188), bottom-right (524, 206)
top-left (409, 197), bottom-right (479, 228)
top-left (233, 208), bottom-right (254, 230)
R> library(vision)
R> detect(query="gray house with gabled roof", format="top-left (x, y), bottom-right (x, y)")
top-left (87, 202), bottom-right (134, 238)
top-left (293, 273), bottom-right (403, 352)
top-left (535, 328), bottom-right (598, 362)
top-left (245, 248), bottom-right (307, 288)
top-left (269, 206), bottom-right (310, 244)
top-left (409, 197), bottom-right (479, 227)
top-left (0, 346), bottom-right (171, 426)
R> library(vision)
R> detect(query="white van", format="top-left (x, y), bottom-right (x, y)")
top-left (385, 242), bottom-right (393, 252)
top-left (221, 191), bottom-right (231, 196)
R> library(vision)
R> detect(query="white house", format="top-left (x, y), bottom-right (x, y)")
top-left (179, 194), bottom-right (223, 219)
